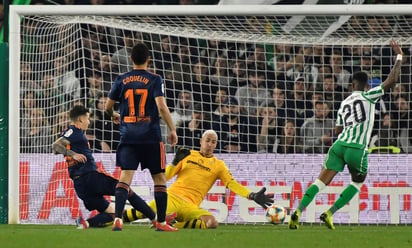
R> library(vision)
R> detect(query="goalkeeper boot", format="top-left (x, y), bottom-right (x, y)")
top-left (320, 211), bottom-right (335, 230)
top-left (288, 209), bottom-right (301, 230)
top-left (112, 217), bottom-right (123, 231)
top-left (75, 216), bottom-right (89, 230)
top-left (155, 222), bottom-right (178, 232)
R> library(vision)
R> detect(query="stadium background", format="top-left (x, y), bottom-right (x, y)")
top-left (1, 0), bottom-right (412, 225)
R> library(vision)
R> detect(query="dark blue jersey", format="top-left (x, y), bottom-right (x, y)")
top-left (61, 125), bottom-right (97, 178)
top-left (108, 69), bottom-right (164, 144)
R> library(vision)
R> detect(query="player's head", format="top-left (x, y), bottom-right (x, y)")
top-left (69, 105), bottom-right (90, 131)
top-left (131, 43), bottom-right (150, 66)
top-left (352, 71), bottom-right (369, 91)
top-left (200, 129), bottom-right (218, 157)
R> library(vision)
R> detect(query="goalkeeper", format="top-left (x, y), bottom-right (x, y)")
top-left (124, 129), bottom-right (274, 229)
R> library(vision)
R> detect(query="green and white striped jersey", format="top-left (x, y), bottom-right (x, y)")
top-left (336, 85), bottom-right (384, 149)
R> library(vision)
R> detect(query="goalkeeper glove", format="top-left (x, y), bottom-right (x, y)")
top-left (172, 147), bottom-right (191, 165)
top-left (248, 187), bottom-right (274, 209)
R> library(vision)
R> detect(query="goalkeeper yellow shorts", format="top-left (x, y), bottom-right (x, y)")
top-left (148, 192), bottom-right (213, 222)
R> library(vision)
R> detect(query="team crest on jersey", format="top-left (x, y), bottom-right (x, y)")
top-left (64, 129), bottom-right (73, 138)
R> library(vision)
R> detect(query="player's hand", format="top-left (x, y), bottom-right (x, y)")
top-left (112, 112), bottom-right (120, 124)
top-left (168, 130), bottom-right (178, 147)
top-left (390, 40), bottom-right (403, 56)
top-left (248, 187), bottom-right (274, 209)
top-left (72, 153), bottom-right (87, 164)
top-left (172, 147), bottom-right (191, 165)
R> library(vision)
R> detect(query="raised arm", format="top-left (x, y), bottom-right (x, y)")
top-left (381, 40), bottom-right (403, 92)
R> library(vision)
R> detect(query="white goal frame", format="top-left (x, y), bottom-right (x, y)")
top-left (8, 4), bottom-right (412, 224)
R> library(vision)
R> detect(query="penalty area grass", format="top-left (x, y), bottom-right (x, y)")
top-left (0, 223), bottom-right (411, 248)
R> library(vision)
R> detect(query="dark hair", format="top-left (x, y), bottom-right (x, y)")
top-left (247, 69), bottom-right (265, 78)
top-left (314, 101), bottom-right (330, 108)
top-left (323, 74), bottom-right (335, 81)
top-left (95, 92), bottom-right (108, 109)
top-left (69, 105), bottom-right (89, 121)
top-left (352, 71), bottom-right (368, 88)
top-left (131, 43), bottom-right (150, 65)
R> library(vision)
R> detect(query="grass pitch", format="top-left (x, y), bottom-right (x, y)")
top-left (0, 223), bottom-right (410, 248)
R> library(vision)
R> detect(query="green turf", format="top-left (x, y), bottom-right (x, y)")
top-left (0, 224), bottom-right (411, 248)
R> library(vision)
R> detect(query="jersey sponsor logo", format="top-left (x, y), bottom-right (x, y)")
top-left (124, 116), bottom-right (151, 123)
top-left (64, 129), bottom-right (73, 138)
top-left (187, 159), bottom-right (211, 172)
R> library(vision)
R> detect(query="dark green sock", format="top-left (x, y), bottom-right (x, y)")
top-left (298, 184), bottom-right (320, 212)
top-left (329, 184), bottom-right (359, 214)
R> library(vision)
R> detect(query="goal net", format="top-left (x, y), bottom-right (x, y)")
top-left (9, 4), bottom-right (412, 225)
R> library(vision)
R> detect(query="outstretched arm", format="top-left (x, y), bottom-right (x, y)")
top-left (227, 180), bottom-right (274, 209)
top-left (248, 187), bottom-right (275, 209)
top-left (382, 40), bottom-right (403, 92)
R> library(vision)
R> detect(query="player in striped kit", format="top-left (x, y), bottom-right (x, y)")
top-left (289, 40), bottom-right (403, 230)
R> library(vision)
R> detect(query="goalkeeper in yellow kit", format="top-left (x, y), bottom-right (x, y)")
top-left (123, 129), bottom-right (274, 229)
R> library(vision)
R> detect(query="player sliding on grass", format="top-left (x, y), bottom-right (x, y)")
top-left (289, 40), bottom-right (403, 230)
top-left (52, 105), bottom-right (162, 230)
top-left (123, 129), bottom-right (274, 229)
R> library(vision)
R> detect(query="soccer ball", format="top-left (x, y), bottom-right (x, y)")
top-left (265, 204), bottom-right (286, 224)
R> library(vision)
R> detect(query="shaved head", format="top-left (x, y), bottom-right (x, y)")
top-left (202, 129), bottom-right (218, 139)
top-left (200, 130), bottom-right (218, 157)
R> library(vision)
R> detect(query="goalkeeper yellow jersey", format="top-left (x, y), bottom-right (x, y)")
top-left (165, 150), bottom-right (250, 206)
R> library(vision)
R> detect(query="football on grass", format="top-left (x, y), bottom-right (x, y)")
top-left (265, 204), bottom-right (286, 224)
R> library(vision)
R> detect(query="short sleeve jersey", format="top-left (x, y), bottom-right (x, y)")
top-left (61, 125), bottom-right (96, 178)
top-left (335, 85), bottom-right (385, 149)
top-left (108, 69), bottom-right (164, 144)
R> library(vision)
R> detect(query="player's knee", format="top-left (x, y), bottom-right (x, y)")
top-left (105, 202), bottom-right (115, 214)
top-left (351, 172), bottom-right (366, 183)
top-left (152, 173), bottom-right (167, 185)
top-left (350, 181), bottom-right (364, 191)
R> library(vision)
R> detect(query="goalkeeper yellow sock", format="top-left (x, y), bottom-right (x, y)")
top-left (123, 208), bottom-right (144, 223)
top-left (174, 219), bottom-right (207, 229)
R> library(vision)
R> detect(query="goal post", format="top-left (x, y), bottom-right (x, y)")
top-left (9, 4), bottom-right (412, 225)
